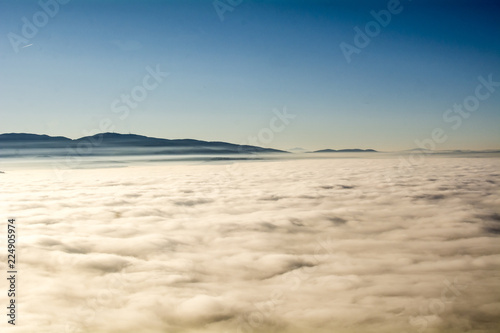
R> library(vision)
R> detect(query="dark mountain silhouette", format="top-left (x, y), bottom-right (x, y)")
top-left (0, 133), bottom-right (72, 148)
top-left (0, 132), bottom-right (288, 155)
top-left (313, 149), bottom-right (377, 153)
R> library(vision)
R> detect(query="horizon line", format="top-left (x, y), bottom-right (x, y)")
top-left (1, 131), bottom-right (500, 153)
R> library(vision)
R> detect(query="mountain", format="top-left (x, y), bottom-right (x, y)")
top-left (0, 133), bottom-right (288, 155)
top-left (0, 133), bottom-right (72, 148)
top-left (313, 148), bottom-right (377, 153)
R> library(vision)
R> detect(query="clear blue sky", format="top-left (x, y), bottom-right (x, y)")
top-left (1, 0), bottom-right (499, 150)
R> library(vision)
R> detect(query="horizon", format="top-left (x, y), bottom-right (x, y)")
top-left (2, 131), bottom-right (500, 152)
top-left (1, 2), bottom-right (499, 331)
top-left (1, 0), bottom-right (499, 151)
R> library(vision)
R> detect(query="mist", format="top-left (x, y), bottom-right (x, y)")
top-left (1, 157), bottom-right (499, 332)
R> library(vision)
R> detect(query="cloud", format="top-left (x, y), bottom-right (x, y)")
top-left (0, 157), bottom-right (499, 332)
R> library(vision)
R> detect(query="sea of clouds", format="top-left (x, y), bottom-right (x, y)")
top-left (0, 157), bottom-right (499, 333)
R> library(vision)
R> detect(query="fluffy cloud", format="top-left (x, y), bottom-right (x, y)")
top-left (0, 157), bottom-right (499, 332)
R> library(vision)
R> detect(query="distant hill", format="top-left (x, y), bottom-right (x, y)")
top-left (0, 133), bottom-right (72, 148)
top-left (0, 132), bottom-right (288, 155)
top-left (288, 147), bottom-right (310, 153)
top-left (313, 148), bottom-right (377, 153)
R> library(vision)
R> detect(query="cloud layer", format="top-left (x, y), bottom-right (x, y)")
top-left (1, 157), bottom-right (499, 332)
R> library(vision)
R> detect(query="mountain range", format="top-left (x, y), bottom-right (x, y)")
top-left (0, 133), bottom-right (286, 155)
top-left (0, 133), bottom-right (383, 157)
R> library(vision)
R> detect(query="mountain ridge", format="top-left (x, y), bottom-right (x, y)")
top-left (0, 132), bottom-right (287, 155)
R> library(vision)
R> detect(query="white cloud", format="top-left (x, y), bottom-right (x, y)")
top-left (0, 157), bottom-right (499, 332)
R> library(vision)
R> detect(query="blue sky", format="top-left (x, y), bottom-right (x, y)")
top-left (1, 0), bottom-right (499, 150)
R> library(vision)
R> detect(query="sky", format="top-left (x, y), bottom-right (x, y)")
top-left (0, 0), bottom-right (499, 151)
